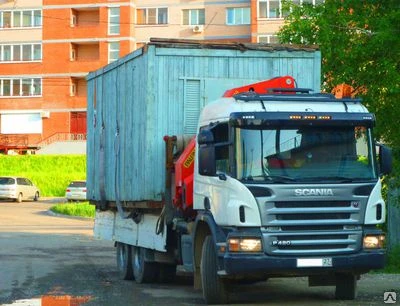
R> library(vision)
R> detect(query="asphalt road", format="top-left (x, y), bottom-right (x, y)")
top-left (0, 200), bottom-right (399, 306)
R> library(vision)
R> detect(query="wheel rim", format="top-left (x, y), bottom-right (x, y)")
top-left (134, 248), bottom-right (142, 272)
top-left (117, 244), bottom-right (126, 271)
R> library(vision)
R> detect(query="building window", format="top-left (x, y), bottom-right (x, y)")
top-left (0, 44), bottom-right (42, 62)
top-left (258, 0), bottom-right (324, 18)
top-left (182, 9), bottom-right (205, 25)
top-left (1, 11), bottom-right (11, 28)
top-left (108, 41), bottom-right (120, 63)
top-left (226, 7), bottom-right (250, 25)
top-left (0, 10), bottom-right (42, 28)
top-left (34, 10), bottom-right (42, 26)
top-left (0, 78), bottom-right (41, 97)
top-left (108, 7), bottom-right (120, 35)
top-left (137, 7), bottom-right (168, 25)
top-left (258, 35), bottom-right (279, 43)
top-left (259, 0), bottom-right (280, 18)
top-left (2, 45), bottom-right (11, 61)
top-left (12, 45), bottom-right (21, 61)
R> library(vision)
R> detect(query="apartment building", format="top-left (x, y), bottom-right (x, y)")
top-left (0, 0), bottom-right (322, 154)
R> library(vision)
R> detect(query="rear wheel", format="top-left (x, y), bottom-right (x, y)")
top-left (16, 193), bottom-right (23, 203)
top-left (116, 242), bottom-right (133, 280)
top-left (335, 273), bottom-right (357, 300)
top-left (34, 192), bottom-right (39, 201)
top-left (132, 247), bottom-right (158, 283)
top-left (201, 235), bottom-right (228, 304)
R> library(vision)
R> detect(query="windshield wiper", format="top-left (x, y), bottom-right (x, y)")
top-left (243, 175), bottom-right (297, 183)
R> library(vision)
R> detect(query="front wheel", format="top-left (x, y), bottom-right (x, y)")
top-left (34, 192), bottom-right (39, 201)
top-left (116, 242), bottom-right (133, 280)
top-left (132, 247), bottom-right (158, 283)
top-left (16, 193), bottom-right (23, 203)
top-left (201, 235), bottom-right (228, 304)
top-left (335, 273), bottom-right (357, 300)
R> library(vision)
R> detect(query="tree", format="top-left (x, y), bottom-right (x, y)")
top-left (278, 0), bottom-right (400, 165)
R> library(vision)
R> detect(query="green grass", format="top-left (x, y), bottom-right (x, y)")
top-left (0, 155), bottom-right (86, 196)
top-left (50, 202), bottom-right (95, 218)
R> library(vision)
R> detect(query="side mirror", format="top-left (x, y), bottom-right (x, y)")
top-left (198, 146), bottom-right (216, 176)
top-left (198, 129), bottom-right (214, 145)
top-left (378, 144), bottom-right (392, 175)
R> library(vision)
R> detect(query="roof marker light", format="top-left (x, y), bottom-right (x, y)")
top-left (318, 115), bottom-right (332, 120)
top-left (304, 115), bottom-right (317, 120)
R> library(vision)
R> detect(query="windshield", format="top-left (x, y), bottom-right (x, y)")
top-left (235, 126), bottom-right (377, 183)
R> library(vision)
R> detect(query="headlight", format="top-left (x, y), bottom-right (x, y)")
top-left (228, 238), bottom-right (262, 252)
top-left (363, 234), bottom-right (385, 249)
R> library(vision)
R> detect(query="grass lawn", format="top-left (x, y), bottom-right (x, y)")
top-left (0, 155), bottom-right (86, 197)
top-left (50, 201), bottom-right (95, 218)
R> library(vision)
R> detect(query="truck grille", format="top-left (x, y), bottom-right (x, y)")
top-left (261, 200), bottom-right (364, 255)
top-left (264, 200), bottom-right (361, 226)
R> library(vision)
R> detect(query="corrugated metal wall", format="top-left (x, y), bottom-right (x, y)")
top-left (87, 43), bottom-right (321, 202)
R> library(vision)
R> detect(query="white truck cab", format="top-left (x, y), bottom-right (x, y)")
top-left (192, 90), bottom-right (392, 303)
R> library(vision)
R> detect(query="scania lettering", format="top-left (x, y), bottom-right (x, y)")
top-left (294, 189), bottom-right (334, 196)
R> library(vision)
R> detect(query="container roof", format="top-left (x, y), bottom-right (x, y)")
top-left (148, 37), bottom-right (319, 53)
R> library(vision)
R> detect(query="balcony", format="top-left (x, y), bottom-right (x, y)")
top-left (70, 8), bottom-right (103, 39)
top-left (69, 42), bottom-right (102, 71)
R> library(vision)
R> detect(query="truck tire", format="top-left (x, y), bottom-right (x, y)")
top-left (335, 273), bottom-right (357, 300)
top-left (116, 242), bottom-right (133, 280)
top-left (201, 236), bottom-right (228, 304)
top-left (132, 247), bottom-right (158, 283)
top-left (158, 264), bottom-right (177, 283)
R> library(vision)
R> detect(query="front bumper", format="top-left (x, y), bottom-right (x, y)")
top-left (222, 250), bottom-right (385, 276)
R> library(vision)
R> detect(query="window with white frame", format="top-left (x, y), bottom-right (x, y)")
top-left (226, 7), bottom-right (250, 25)
top-left (0, 44), bottom-right (42, 62)
top-left (137, 7), bottom-right (168, 25)
top-left (258, 34), bottom-right (279, 43)
top-left (108, 41), bottom-right (120, 63)
top-left (0, 10), bottom-right (42, 28)
top-left (258, 0), bottom-right (323, 18)
top-left (259, 0), bottom-right (281, 18)
top-left (0, 78), bottom-right (41, 97)
top-left (182, 9), bottom-right (205, 25)
top-left (108, 7), bottom-right (120, 35)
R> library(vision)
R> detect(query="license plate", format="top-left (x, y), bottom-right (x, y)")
top-left (297, 258), bottom-right (332, 267)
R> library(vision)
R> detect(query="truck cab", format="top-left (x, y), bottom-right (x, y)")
top-left (192, 90), bottom-right (392, 303)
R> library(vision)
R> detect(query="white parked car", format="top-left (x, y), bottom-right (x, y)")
top-left (0, 176), bottom-right (40, 202)
top-left (65, 180), bottom-right (87, 201)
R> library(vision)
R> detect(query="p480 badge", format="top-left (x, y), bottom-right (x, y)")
top-left (272, 240), bottom-right (291, 247)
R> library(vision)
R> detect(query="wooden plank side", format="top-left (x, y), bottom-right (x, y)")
top-left (94, 210), bottom-right (167, 252)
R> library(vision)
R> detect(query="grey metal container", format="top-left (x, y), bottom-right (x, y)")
top-left (86, 38), bottom-right (321, 203)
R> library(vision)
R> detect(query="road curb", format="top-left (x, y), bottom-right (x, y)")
top-left (46, 209), bottom-right (94, 221)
